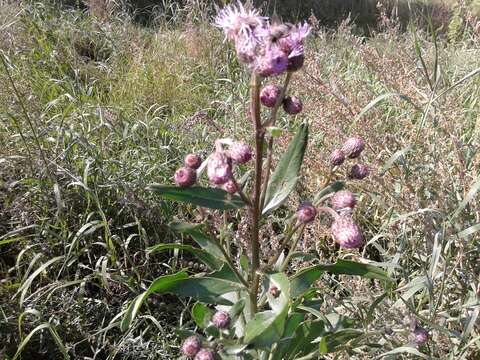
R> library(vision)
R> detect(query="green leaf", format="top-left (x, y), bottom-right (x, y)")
top-left (192, 303), bottom-right (213, 329)
top-left (379, 145), bottom-right (412, 176)
top-left (277, 319), bottom-right (328, 360)
top-left (379, 346), bottom-right (431, 359)
top-left (170, 222), bottom-right (226, 261)
top-left (291, 260), bottom-right (392, 298)
top-left (316, 329), bottom-right (364, 354)
top-left (121, 270), bottom-right (244, 331)
top-left (244, 310), bottom-right (286, 348)
top-left (263, 123), bottom-right (309, 215)
top-left (265, 273), bottom-right (290, 313)
top-left (147, 243), bottom-right (223, 270)
top-left (244, 273), bottom-right (290, 347)
top-left (147, 185), bottom-right (245, 210)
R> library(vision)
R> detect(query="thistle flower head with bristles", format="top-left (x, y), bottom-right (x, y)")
top-left (174, 167), bottom-right (197, 188)
top-left (349, 164), bottom-right (369, 180)
top-left (331, 215), bottom-right (364, 249)
top-left (229, 141), bottom-right (253, 164)
top-left (212, 310), bottom-right (231, 329)
top-left (194, 349), bottom-right (215, 360)
top-left (331, 191), bottom-right (356, 212)
top-left (207, 152), bottom-right (233, 185)
top-left (297, 202), bottom-right (317, 224)
top-left (329, 149), bottom-right (346, 167)
top-left (181, 336), bottom-right (201, 358)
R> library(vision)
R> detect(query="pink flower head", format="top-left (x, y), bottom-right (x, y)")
top-left (255, 45), bottom-right (289, 77)
top-left (342, 136), bottom-right (366, 159)
top-left (185, 153), bottom-right (202, 169)
top-left (410, 325), bottom-right (429, 346)
top-left (215, 1), bottom-right (266, 66)
top-left (181, 336), bottom-right (201, 358)
top-left (229, 141), bottom-right (253, 164)
top-left (212, 310), bottom-right (231, 329)
top-left (215, 1), bottom-right (266, 42)
top-left (283, 96), bottom-right (303, 115)
top-left (278, 23), bottom-right (311, 71)
top-left (331, 216), bottom-right (364, 249)
top-left (207, 152), bottom-right (233, 185)
top-left (194, 349), bottom-right (215, 360)
top-left (329, 149), bottom-right (346, 167)
top-left (174, 167), bottom-right (196, 188)
top-left (297, 202), bottom-right (317, 224)
top-left (331, 191), bottom-right (356, 211)
top-left (260, 84), bottom-right (283, 108)
top-left (349, 164), bottom-right (369, 180)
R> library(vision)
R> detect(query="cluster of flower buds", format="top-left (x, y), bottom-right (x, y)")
top-left (215, 1), bottom-right (311, 77)
top-left (328, 136), bottom-right (369, 180)
top-left (260, 84), bottom-right (303, 116)
top-left (174, 153), bottom-right (202, 187)
top-left (174, 140), bottom-right (252, 193)
top-left (181, 336), bottom-right (216, 359)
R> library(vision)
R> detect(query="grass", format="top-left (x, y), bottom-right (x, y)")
top-left (0, 0), bottom-right (479, 359)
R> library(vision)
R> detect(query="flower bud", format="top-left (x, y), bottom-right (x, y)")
top-left (260, 84), bottom-right (282, 108)
top-left (212, 310), bottom-right (231, 329)
top-left (342, 136), bottom-right (365, 159)
top-left (329, 149), bottom-right (345, 167)
top-left (283, 96), bottom-right (302, 115)
top-left (256, 47), bottom-right (288, 77)
top-left (229, 142), bottom-right (252, 164)
top-left (223, 179), bottom-right (238, 194)
top-left (185, 153), bottom-right (202, 170)
top-left (174, 167), bottom-right (196, 188)
top-left (181, 336), bottom-right (201, 358)
top-left (297, 202), bottom-right (317, 224)
top-left (194, 348), bottom-right (215, 360)
top-left (331, 216), bottom-right (364, 249)
top-left (207, 152), bottom-right (233, 185)
top-left (269, 286), bottom-right (280, 298)
top-left (331, 191), bottom-right (356, 211)
top-left (410, 325), bottom-right (429, 346)
top-left (349, 164), bottom-right (369, 180)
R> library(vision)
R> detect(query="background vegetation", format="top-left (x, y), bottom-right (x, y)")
top-left (0, 0), bottom-right (479, 359)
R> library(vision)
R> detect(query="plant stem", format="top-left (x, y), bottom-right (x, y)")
top-left (280, 224), bottom-right (306, 272)
top-left (250, 73), bottom-right (263, 314)
top-left (260, 72), bottom-right (293, 209)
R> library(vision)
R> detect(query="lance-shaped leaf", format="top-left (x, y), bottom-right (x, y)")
top-left (291, 260), bottom-right (392, 298)
top-left (121, 269), bottom-right (244, 331)
top-left (147, 243), bottom-right (223, 270)
top-left (263, 123), bottom-right (309, 215)
top-left (170, 222), bottom-right (226, 262)
top-left (147, 186), bottom-right (245, 210)
top-left (244, 273), bottom-right (290, 347)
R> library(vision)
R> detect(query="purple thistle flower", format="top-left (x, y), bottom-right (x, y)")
top-left (342, 136), bottom-right (366, 159)
top-left (174, 167), bottom-right (196, 188)
top-left (255, 45), bottom-right (289, 77)
top-left (181, 336), bottom-right (201, 358)
top-left (214, 1), bottom-right (266, 42)
top-left (212, 310), bottom-right (231, 329)
top-left (349, 164), bottom-right (369, 180)
top-left (331, 216), bottom-right (364, 249)
top-left (229, 141), bottom-right (253, 164)
top-left (329, 149), bottom-right (346, 167)
top-left (194, 349), bottom-right (215, 360)
top-left (283, 96), bottom-right (303, 115)
top-left (185, 153), bottom-right (202, 170)
top-left (297, 202), bottom-right (317, 224)
top-left (260, 84), bottom-right (283, 108)
top-left (278, 23), bottom-right (311, 71)
top-left (207, 152), bottom-right (233, 185)
top-left (331, 191), bottom-right (356, 211)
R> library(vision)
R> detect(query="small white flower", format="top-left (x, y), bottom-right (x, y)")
top-left (214, 1), bottom-right (267, 41)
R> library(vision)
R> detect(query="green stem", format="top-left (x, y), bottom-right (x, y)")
top-left (250, 73), bottom-right (263, 314)
top-left (280, 224), bottom-right (306, 272)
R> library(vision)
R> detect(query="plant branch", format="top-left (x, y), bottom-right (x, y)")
top-left (250, 73), bottom-right (263, 314)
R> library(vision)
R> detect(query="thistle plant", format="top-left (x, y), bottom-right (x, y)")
top-left (119, 2), bottom-right (391, 358)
